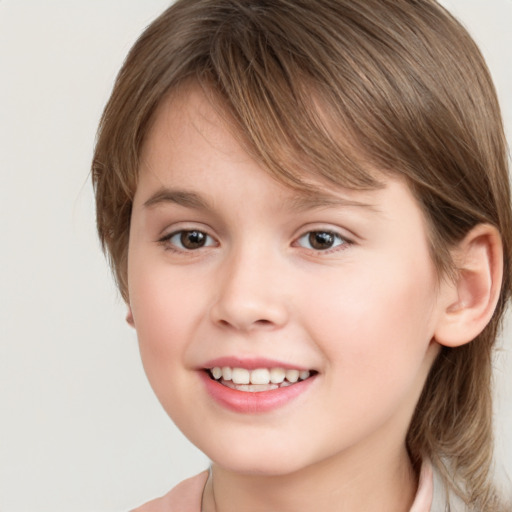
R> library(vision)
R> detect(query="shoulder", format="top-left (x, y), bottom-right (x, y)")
top-left (130, 471), bottom-right (209, 512)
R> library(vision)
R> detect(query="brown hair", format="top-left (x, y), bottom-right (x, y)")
top-left (92, 0), bottom-right (512, 508)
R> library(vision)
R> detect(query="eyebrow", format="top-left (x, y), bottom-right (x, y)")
top-left (287, 192), bottom-right (379, 213)
top-left (143, 188), bottom-right (211, 210)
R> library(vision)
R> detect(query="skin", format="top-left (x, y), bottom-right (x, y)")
top-left (126, 88), bottom-right (454, 512)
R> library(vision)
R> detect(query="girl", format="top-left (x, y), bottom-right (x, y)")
top-left (92, 1), bottom-right (512, 510)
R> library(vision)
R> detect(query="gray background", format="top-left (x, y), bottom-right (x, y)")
top-left (0, 1), bottom-right (510, 510)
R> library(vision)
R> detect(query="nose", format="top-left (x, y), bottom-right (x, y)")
top-left (209, 247), bottom-right (290, 332)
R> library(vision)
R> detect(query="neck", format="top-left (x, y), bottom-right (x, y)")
top-left (202, 445), bottom-right (417, 512)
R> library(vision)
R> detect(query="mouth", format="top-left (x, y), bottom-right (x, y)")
top-left (206, 366), bottom-right (317, 392)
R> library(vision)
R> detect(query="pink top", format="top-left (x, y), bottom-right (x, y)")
top-left (131, 460), bottom-right (438, 512)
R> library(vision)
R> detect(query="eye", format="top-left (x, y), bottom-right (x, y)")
top-left (162, 230), bottom-right (216, 250)
top-left (296, 231), bottom-right (347, 251)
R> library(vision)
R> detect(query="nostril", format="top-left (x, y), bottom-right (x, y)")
top-left (255, 319), bottom-right (272, 325)
top-left (215, 318), bottom-right (274, 329)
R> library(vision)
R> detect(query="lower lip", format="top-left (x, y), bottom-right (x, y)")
top-left (199, 371), bottom-right (316, 413)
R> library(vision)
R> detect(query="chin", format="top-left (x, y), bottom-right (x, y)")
top-left (203, 441), bottom-right (312, 476)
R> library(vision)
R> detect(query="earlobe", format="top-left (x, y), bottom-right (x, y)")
top-left (126, 305), bottom-right (135, 328)
top-left (434, 224), bottom-right (503, 348)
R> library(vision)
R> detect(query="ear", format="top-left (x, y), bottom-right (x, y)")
top-left (434, 224), bottom-right (503, 347)
top-left (126, 305), bottom-right (135, 328)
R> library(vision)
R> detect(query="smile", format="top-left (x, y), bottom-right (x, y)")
top-left (200, 362), bottom-right (317, 413)
top-left (208, 366), bottom-right (313, 392)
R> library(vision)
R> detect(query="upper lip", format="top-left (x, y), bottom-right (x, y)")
top-left (201, 357), bottom-right (312, 371)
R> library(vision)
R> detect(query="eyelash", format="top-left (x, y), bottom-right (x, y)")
top-left (158, 229), bottom-right (353, 254)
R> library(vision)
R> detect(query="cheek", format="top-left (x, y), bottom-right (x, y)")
top-left (128, 261), bottom-right (208, 374)
top-left (295, 273), bottom-right (438, 450)
top-left (303, 258), bottom-right (438, 393)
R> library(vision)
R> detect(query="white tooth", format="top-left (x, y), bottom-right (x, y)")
top-left (222, 367), bottom-right (232, 381)
top-left (211, 367), bottom-right (222, 379)
top-left (231, 367), bottom-right (250, 384)
top-left (285, 369), bottom-right (299, 383)
top-left (227, 383), bottom-right (279, 392)
top-left (281, 381), bottom-right (292, 387)
top-left (299, 370), bottom-right (310, 380)
top-left (250, 368), bottom-right (270, 385)
top-left (269, 367), bottom-right (286, 384)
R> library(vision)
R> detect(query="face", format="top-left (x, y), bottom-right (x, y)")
top-left (127, 88), bottom-right (445, 475)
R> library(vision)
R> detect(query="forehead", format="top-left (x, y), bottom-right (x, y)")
top-left (140, 83), bottom-right (388, 198)
top-left (138, 86), bottom-right (386, 209)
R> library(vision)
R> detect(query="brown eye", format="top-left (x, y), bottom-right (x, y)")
top-left (180, 230), bottom-right (207, 249)
top-left (309, 231), bottom-right (335, 250)
top-left (163, 230), bottom-right (215, 250)
top-left (296, 231), bottom-right (346, 251)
